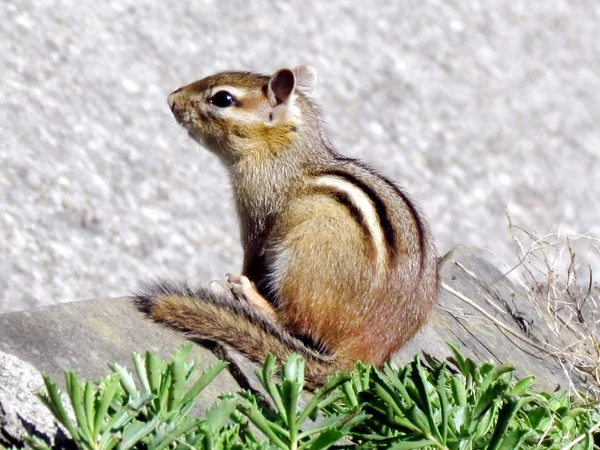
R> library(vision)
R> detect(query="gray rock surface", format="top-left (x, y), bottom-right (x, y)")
top-left (0, 298), bottom-right (240, 408)
top-left (1, 0), bottom-right (599, 313)
top-left (0, 351), bottom-right (67, 447)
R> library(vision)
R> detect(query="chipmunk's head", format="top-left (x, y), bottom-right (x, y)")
top-left (168, 66), bottom-right (318, 163)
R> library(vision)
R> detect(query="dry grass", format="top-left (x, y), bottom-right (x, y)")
top-left (505, 212), bottom-right (600, 401)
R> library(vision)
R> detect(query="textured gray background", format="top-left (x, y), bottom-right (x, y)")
top-left (1, 0), bottom-right (598, 313)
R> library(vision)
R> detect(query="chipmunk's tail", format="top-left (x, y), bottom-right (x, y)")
top-left (135, 280), bottom-right (340, 387)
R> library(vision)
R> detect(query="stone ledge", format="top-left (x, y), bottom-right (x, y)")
top-left (0, 245), bottom-right (592, 445)
top-left (395, 245), bottom-right (587, 393)
top-left (0, 298), bottom-right (239, 446)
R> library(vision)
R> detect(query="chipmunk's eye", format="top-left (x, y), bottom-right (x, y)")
top-left (209, 91), bottom-right (236, 108)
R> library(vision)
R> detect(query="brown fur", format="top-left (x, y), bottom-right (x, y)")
top-left (138, 66), bottom-right (439, 387)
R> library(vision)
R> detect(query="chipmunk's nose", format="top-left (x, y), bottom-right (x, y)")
top-left (167, 87), bottom-right (183, 112)
top-left (167, 93), bottom-right (177, 111)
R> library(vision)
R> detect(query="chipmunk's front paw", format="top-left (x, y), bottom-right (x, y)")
top-left (226, 273), bottom-right (254, 298)
top-left (226, 273), bottom-right (278, 321)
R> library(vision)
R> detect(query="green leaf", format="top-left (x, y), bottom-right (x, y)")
top-left (565, 407), bottom-right (591, 418)
top-left (342, 380), bottom-right (359, 408)
top-left (472, 380), bottom-right (509, 420)
top-left (526, 406), bottom-right (552, 431)
top-left (281, 355), bottom-right (303, 421)
top-left (511, 376), bottom-right (536, 396)
top-left (351, 362), bottom-right (372, 393)
top-left (83, 382), bottom-right (95, 436)
top-left (23, 435), bottom-right (53, 450)
top-left (435, 362), bottom-right (449, 444)
top-left (548, 391), bottom-right (569, 411)
top-left (297, 372), bottom-right (350, 426)
top-left (479, 364), bottom-right (514, 392)
top-left (411, 357), bottom-right (442, 442)
top-left (157, 366), bottom-right (171, 413)
top-left (98, 404), bottom-right (134, 449)
top-left (577, 432), bottom-right (594, 450)
top-left (151, 418), bottom-right (199, 450)
top-left (258, 354), bottom-right (288, 424)
top-left (451, 406), bottom-right (468, 433)
top-left (38, 374), bottom-right (78, 439)
top-left (283, 353), bottom-right (301, 384)
top-left (180, 360), bottom-right (229, 406)
top-left (339, 410), bottom-right (368, 433)
top-left (447, 341), bottom-right (468, 376)
top-left (302, 410), bottom-right (366, 442)
top-left (118, 417), bottom-right (161, 450)
top-left (237, 398), bottom-right (289, 449)
top-left (373, 380), bottom-right (406, 420)
top-left (562, 415), bottom-right (577, 433)
top-left (204, 396), bottom-right (238, 432)
top-left (109, 363), bottom-right (139, 399)
top-left (389, 438), bottom-right (438, 449)
top-left (94, 375), bottom-right (120, 438)
top-left (145, 351), bottom-right (164, 395)
top-left (486, 396), bottom-right (521, 450)
top-left (495, 428), bottom-right (533, 450)
top-left (451, 376), bottom-right (467, 407)
top-left (298, 413), bottom-right (351, 439)
top-left (406, 404), bottom-right (432, 436)
top-left (132, 352), bottom-right (150, 393)
top-left (382, 364), bottom-right (413, 405)
top-left (65, 371), bottom-right (93, 443)
top-left (302, 429), bottom-right (344, 450)
top-left (167, 344), bottom-right (191, 411)
top-left (473, 402), bottom-right (496, 440)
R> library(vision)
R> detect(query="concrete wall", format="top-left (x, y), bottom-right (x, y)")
top-left (1, 1), bottom-right (598, 312)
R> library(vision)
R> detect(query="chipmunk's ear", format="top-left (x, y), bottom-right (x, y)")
top-left (267, 69), bottom-right (296, 107)
top-left (292, 65), bottom-right (317, 95)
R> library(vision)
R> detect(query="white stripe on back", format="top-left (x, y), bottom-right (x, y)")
top-left (313, 175), bottom-right (387, 272)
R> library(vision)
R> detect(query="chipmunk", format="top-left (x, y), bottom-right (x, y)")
top-left (136, 65), bottom-right (438, 387)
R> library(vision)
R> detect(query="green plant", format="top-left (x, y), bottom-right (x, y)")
top-left (37, 345), bottom-right (236, 450)
top-left (325, 343), bottom-right (600, 449)
top-left (235, 354), bottom-right (366, 449)
top-left (31, 346), bottom-right (362, 450)
top-left (29, 344), bottom-right (600, 450)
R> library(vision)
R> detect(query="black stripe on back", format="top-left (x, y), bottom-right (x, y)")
top-left (324, 170), bottom-right (398, 260)
top-left (377, 174), bottom-right (426, 271)
top-left (308, 185), bottom-right (374, 255)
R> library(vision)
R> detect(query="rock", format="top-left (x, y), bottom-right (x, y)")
top-left (0, 298), bottom-right (241, 445)
top-left (0, 351), bottom-right (69, 447)
top-left (0, 298), bottom-right (239, 397)
top-left (1, 246), bottom-right (595, 445)
top-left (394, 245), bottom-right (591, 394)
